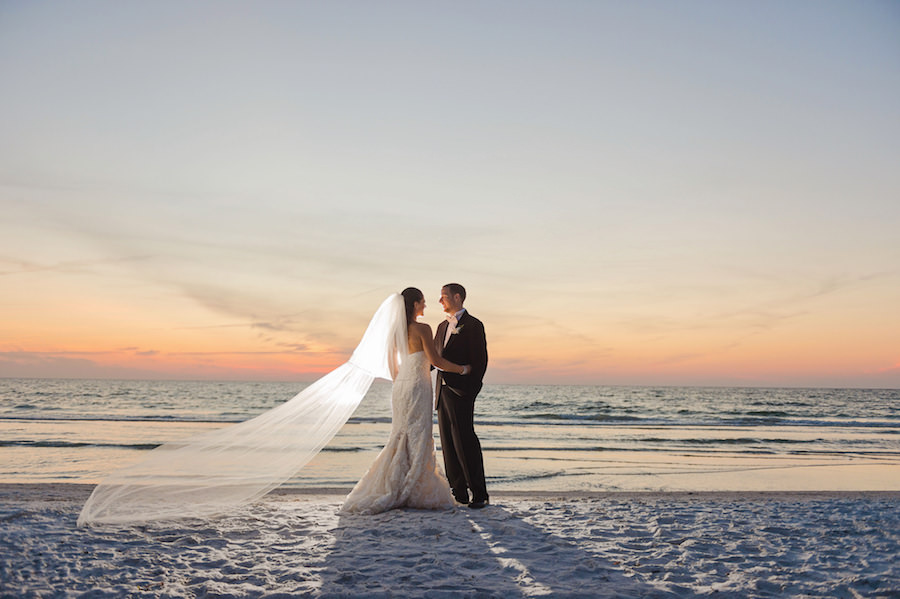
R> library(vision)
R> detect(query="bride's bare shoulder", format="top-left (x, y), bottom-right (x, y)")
top-left (411, 321), bottom-right (433, 336)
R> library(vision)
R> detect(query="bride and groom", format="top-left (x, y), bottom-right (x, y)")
top-left (342, 284), bottom-right (489, 513)
top-left (78, 284), bottom-right (488, 525)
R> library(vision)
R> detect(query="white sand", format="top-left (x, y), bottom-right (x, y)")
top-left (1, 485), bottom-right (898, 598)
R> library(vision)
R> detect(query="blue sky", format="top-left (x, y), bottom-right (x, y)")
top-left (1, 1), bottom-right (898, 386)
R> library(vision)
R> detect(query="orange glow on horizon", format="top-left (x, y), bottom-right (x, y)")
top-left (2, 269), bottom-right (898, 387)
top-left (3, 335), bottom-right (898, 387)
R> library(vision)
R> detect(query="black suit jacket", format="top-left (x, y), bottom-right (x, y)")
top-left (435, 311), bottom-right (488, 397)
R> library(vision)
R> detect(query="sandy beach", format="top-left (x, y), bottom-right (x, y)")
top-left (2, 484), bottom-right (898, 598)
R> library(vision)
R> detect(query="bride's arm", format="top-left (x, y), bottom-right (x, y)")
top-left (414, 324), bottom-right (469, 375)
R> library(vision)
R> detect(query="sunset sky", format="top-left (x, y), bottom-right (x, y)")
top-left (1, 2), bottom-right (898, 387)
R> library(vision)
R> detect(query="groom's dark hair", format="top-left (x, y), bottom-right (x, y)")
top-left (443, 283), bottom-right (466, 303)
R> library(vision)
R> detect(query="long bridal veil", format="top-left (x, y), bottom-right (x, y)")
top-left (78, 294), bottom-right (407, 526)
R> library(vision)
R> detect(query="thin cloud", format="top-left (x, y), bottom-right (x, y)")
top-left (651, 340), bottom-right (743, 367)
top-left (874, 361), bottom-right (900, 374)
top-left (167, 349), bottom-right (321, 357)
top-left (1, 349), bottom-right (117, 358)
top-left (0, 254), bottom-right (153, 276)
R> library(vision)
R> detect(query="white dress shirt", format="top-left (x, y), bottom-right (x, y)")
top-left (443, 308), bottom-right (467, 347)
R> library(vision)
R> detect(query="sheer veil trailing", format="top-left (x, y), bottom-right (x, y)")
top-left (78, 294), bottom-right (407, 526)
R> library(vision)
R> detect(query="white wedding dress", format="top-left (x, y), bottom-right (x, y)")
top-left (78, 294), bottom-right (427, 526)
top-left (342, 351), bottom-right (454, 514)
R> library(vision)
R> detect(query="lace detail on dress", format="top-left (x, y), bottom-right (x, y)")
top-left (341, 352), bottom-right (454, 514)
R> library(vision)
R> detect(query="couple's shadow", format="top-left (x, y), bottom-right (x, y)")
top-left (317, 501), bottom-right (675, 598)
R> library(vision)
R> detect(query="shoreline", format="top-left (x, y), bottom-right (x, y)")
top-left (4, 481), bottom-right (900, 502)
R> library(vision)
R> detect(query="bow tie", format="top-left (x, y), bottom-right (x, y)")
top-left (443, 315), bottom-right (458, 347)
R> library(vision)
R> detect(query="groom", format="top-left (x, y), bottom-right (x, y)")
top-left (434, 283), bottom-right (489, 509)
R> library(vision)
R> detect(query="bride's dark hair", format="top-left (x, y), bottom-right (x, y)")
top-left (401, 287), bottom-right (424, 326)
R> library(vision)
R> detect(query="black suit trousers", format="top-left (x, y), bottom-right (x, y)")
top-left (437, 384), bottom-right (487, 502)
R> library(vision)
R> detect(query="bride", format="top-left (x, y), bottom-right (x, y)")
top-left (341, 287), bottom-right (468, 514)
top-left (78, 289), bottom-right (467, 526)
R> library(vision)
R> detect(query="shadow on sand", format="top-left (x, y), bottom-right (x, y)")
top-left (318, 502), bottom-right (678, 598)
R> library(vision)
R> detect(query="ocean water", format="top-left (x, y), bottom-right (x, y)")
top-left (1, 378), bottom-right (898, 492)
